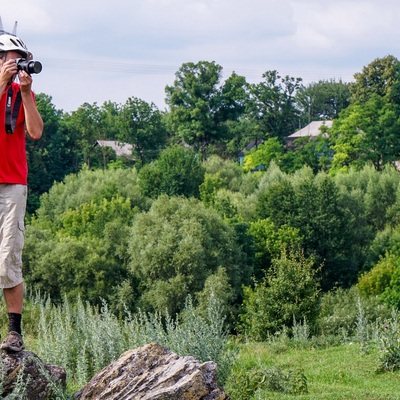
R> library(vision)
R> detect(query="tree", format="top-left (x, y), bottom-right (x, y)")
top-left (118, 97), bottom-right (167, 166)
top-left (256, 167), bottom-right (364, 289)
top-left (34, 167), bottom-right (149, 231)
top-left (296, 79), bottom-right (351, 124)
top-left (350, 55), bottom-right (400, 104)
top-left (26, 93), bottom-right (72, 213)
top-left (247, 70), bottom-right (302, 140)
top-left (239, 250), bottom-right (320, 341)
top-left (329, 94), bottom-right (400, 173)
top-left (62, 102), bottom-right (103, 169)
top-left (128, 196), bottom-right (252, 315)
top-left (282, 135), bottom-right (331, 174)
top-left (243, 137), bottom-right (285, 172)
top-left (249, 218), bottom-right (302, 280)
top-left (165, 61), bottom-right (248, 160)
top-left (138, 145), bottom-right (205, 198)
top-left (358, 252), bottom-right (400, 309)
top-left (23, 168), bottom-right (149, 309)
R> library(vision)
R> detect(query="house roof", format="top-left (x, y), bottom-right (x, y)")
top-left (94, 140), bottom-right (133, 157)
top-left (288, 120), bottom-right (333, 139)
top-left (239, 139), bottom-right (264, 156)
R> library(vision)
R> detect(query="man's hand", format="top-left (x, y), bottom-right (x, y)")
top-left (18, 70), bottom-right (33, 94)
top-left (0, 58), bottom-right (18, 86)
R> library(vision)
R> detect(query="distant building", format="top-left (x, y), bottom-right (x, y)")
top-left (285, 121), bottom-right (333, 147)
top-left (94, 140), bottom-right (133, 157)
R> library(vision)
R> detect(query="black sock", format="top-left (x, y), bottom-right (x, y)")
top-left (8, 313), bottom-right (22, 335)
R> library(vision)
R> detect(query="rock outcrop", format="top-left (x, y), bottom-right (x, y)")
top-left (74, 342), bottom-right (230, 400)
top-left (1, 350), bottom-right (66, 399)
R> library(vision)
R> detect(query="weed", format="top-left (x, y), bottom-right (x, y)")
top-left (375, 309), bottom-right (400, 372)
top-left (225, 362), bottom-right (308, 399)
top-left (33, 291), bottom-right (235, 392)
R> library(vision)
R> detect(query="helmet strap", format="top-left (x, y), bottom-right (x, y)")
top-left (5, 85), bottom-right (21, 134)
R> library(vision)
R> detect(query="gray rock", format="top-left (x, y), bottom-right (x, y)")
top-left (1, 349), bottom-right (66, 399)
top-left (74, 342), bottom-right (229, 400)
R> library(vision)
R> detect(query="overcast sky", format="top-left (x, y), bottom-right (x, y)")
top-left (2, 0), bottom-right (400, 113)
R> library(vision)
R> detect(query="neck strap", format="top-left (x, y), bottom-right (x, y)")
top-left (5, 86), bottom-right (22, 134)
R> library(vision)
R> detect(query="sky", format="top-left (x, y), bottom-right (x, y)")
top-left (2, 0), bottom-right (400, 113)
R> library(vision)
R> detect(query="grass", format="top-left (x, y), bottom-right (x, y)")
top-left (227, 342), bottom-right (400, 400)
top-left (1, 290), bottom-right (400, 399)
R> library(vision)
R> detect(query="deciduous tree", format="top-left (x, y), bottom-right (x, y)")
top-left (165, 61), bottom-right (248, 160)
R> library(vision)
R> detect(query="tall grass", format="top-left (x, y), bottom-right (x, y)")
top-left (225, 290), bottom-right (400, 399)
top-left (31, 291), bottom-right (237, 394)
top-left (2, 288), bottom-right (400, 399)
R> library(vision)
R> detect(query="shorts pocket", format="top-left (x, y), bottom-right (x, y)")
top-left (18, 219), bottom-right (25, 233)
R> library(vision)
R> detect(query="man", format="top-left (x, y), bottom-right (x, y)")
top-left (0, 20), bottom-right (43, 352)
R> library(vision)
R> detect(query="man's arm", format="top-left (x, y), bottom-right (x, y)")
top-left (19, 70), bottom-right (43, 140)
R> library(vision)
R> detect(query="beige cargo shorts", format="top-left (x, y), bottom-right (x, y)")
top-left (0, 184), bottom-right (27, 289)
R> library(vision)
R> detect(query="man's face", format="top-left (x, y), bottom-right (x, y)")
top-left (0, 51), bottom-right (24, 67)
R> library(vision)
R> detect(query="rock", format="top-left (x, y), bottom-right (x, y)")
top-left (74, 342), bottom-right (230, 400)
top-left (1, 349), bottom-right (66, 399)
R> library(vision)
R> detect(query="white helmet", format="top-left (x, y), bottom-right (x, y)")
top-left (0, 18), bottom-right (32, 59)
top-left (0, 33), bottom-right (32, 59)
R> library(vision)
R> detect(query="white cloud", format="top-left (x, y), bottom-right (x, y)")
top-left (2, 0), bottom-right (400, 112)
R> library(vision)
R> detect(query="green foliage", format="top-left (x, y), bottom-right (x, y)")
top-left (212, 189), bottom-right (258, 222)
top-left (128, 195), bottom-right (252, 315)
top-left (138, 145), bottom-right (205, 198)
top-left (357, 253), bottom-right (396, 297)
top-left (247, 70), bottom-right (302, 140)
top-left (350, 55), bottom-right (400, 103)
top-left (239, 250), bottom-right (320, 341)
top-left (369, 254), bottom-right (400, 308)
top-left (225, 362), bottom-right (307, 399)
top-left (282, 134), bottom-right (332, 173)
top-left (35, 167), bottom-right (147, 228)
top-left (249, 218), bottom-right (302, 279)
top-left (317, 287), bottom-right (392, 337)
top-left (23, 168), bottom-right (148, 308)
top-left (26, 94), bottom-right (74, 214)
top-left (296, 78), bottom-right (351, 122)
top-left (256, 173), bottom-right (296, 226)
top-left (199, 173), bottom-right (227, 206)
top-left (118, 96), bottom-right (167, 166)
top-left (195, 267), bottom-right (235, 321)
top-left (165, 61), bottom-right (248, 160)
top-left (366, 226), bottom-right (400, 269)
top-left (375, 310), bottom-right (400, 372)
top-left (33, 292), bottom-right (235, 391)
top-left (243, 137), bottom-right (285, 172)
top-left (256, 166), bottom-right (363, 288)
top-left (59, 195), bottom-right (134, 238)
top-left (62, 102), bottom-right (105, 169)
top-left (24, 234), bottom-right (129, 306)
top-left (200, 155), bottom-right (248, 206)
top-left (329, 95), bottom-right (400, 173)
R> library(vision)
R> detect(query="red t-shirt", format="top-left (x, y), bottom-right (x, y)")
top-left (0, 82), bottom-right (28, 185)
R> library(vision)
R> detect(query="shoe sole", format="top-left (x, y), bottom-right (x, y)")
top-left (1, 344), bottom-right (25, 352)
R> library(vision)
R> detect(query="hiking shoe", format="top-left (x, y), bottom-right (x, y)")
top-left (1, 331), bottom-right (25, 352)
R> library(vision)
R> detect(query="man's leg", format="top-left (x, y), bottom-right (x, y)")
top-left (0, 185), bottom-right (26, 351)
top-left (3, 282), bottom-right (24, 314)
top-left (2, 282), bottom-right (24, 351)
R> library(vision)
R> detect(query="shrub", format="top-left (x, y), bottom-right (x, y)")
top-left (225, 362), bottom-right (307, 399)
top-left (375, 310), bottom-right (400, 372)
top-left (34, 292), bottom-right (236, 392)
top-left (128, 195), bottom-right (252, 316)
top-left (239, 250), bottom-right (320, 341)
top-left (357, 252), bottom-right (396, 296)
top-left (317, 287), bottom-right (392, 338)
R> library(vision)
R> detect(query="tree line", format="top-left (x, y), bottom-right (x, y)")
top-left (23, 54), bottom-right (400, 339)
